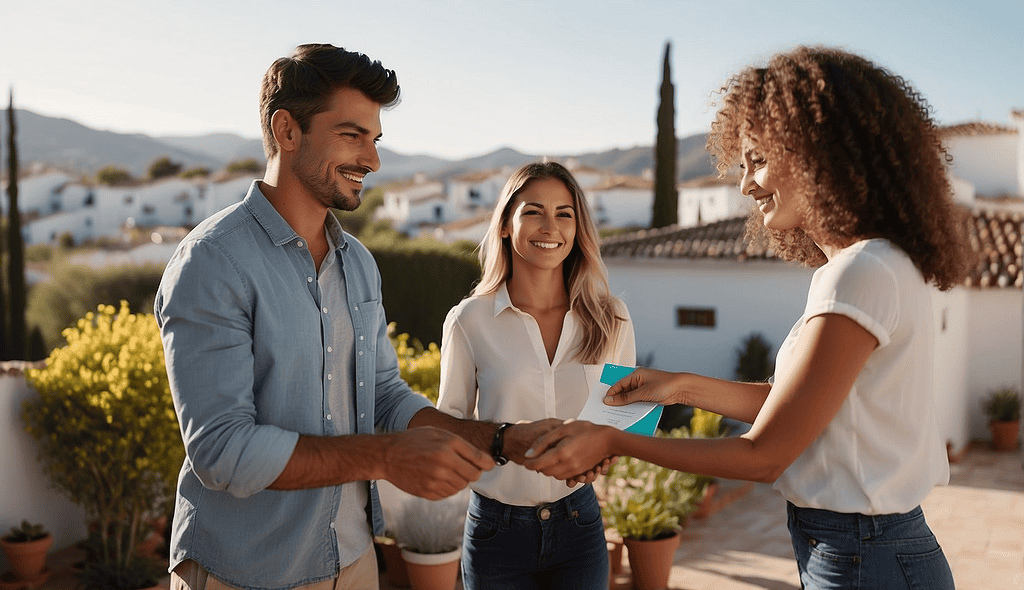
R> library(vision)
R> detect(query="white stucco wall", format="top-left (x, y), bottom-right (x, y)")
top-left (965, 287), bottom-right (1024, 439)
top-left (931, 288), bottom-right (972, 453)
top-left (0, 374), bottom-right (87, 571)
top-left (678, 184), bottom-right (748, 228)
top-left (590, 188), bottom-right (653, 228)
top-left (605, 258), bottom-right (813, 379)
top-left (945, 134), bottom-right (1019, 196)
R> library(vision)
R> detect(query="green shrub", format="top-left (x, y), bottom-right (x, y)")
top-left (599, 428), bottom-right (701, 541)
top-left (735, 332), bottom-right (774, 382)
top-left (23, 301), bottom-right (182, 588)
top-left (27, 262), bottom-right (164, 350)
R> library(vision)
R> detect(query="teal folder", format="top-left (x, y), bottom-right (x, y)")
top-left (599, 364), bottom-right (662, 436)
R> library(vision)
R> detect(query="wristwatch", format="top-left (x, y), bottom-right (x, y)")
top-left (490, 422), bottom-right (513, 465)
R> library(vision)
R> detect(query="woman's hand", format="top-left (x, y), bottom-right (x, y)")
top-left (522, 420), bottom-right (617, 481)
top-left (604, 367), bottom-right (685, 407)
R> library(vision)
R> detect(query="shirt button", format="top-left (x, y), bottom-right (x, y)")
top-left (358, 351), bottom-right (363, 356)
top-left (327, 346), bottom-right (333, 353)
top-left (359, 413), bottom-right (365, 419)
top-left (353, 306), bottom-right (359, 312)
top-left (326, 414), bottom-right (332, 420)
top-left (329, 521), bottom-right (335, 529)
top-left (327, 373), bottom-right (333, 380)
top-left (307, 276), bottom-right (313, 283)
top-left (359, 335), bottom-right (364, 341)
top-left (358, 381), bottom-right (364, 387)
top-left (322, 307), bottom-right (328, 314)
top-left (296, 241), bottom-right (304, 248)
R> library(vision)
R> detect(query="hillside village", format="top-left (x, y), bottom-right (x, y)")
top-left (2, 111), bottom-right (1023, 454)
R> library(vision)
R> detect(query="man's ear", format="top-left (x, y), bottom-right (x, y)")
top-left (270, 109), bottom-right (301, 153)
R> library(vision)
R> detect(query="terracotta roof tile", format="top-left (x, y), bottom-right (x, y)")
top-left (939, 122), bottom-right (1018, 137)
top-left (600, 210), bottom-right (1023, 289)
top-left (965, 209), bottom-right (1024, 289)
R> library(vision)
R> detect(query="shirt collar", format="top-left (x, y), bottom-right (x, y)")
top-left (492, 282), bottom-right (515, 317)
top-left (243, 180), bottom-right (350, 251)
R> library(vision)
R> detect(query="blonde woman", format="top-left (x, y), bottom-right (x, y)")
top-left (436, 161), bottom-right (636, 589)
top-left (525, 47), bottom-right (967, 590)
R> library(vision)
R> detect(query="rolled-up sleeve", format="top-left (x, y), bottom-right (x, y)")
top-left (156, 238), bottom-right (297, 498)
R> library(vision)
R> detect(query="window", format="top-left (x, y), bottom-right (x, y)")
top-left (676, 307), bottom-right (716, 328)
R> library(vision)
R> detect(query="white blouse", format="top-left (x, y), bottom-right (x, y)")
top-left (773, 239), bottom-right (949, 515)
top-left (436, 283), bottom-right (636, 506)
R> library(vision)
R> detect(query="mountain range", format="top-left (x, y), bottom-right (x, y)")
top-left (1, 108), bottom-right (715, 185)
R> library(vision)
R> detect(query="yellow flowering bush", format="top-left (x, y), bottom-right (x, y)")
top-left (389, 322), bottom-right (441, 404)
top-left (23, 301), bottom-right (183, 588)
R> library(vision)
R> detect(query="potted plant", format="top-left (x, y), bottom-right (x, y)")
top-left (22, 302), bottom-right (184, 589)
top-left (599, 433), bottom-right (701, 590)
top-left (374, 532), bottom-right (410, 589)
top-left (390, 490), bottom-right (467, 590)
top-left (983, 386), bottom-right (1021, 451)
top-left (1, 520), bottom-right (53, 584)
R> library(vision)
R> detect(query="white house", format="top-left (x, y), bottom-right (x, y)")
top-left (378, 175), bottom-right (448, 233)
top-left (677, 174), bottom-right (747, 228)
top-left (587, 174), bottom-right (654, 228)
top-left (14, 173), bottom-right (255, 246)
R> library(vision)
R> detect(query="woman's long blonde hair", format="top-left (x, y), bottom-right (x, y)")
top-left (473, 161), bottom-right (624, 364)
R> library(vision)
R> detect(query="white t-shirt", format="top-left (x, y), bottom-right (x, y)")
top-left (773, 239), bottom-right (949, 515)
top-left (437, 283), bottom-right (636, 506)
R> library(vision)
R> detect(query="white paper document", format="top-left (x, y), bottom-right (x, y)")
top-left (576, 364), bottom-right (662, 435)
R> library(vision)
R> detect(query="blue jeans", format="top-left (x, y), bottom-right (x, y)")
top-left (787, 502), bottom-right (954, 589)
top-left (461, 485), bottom-right (609, 590)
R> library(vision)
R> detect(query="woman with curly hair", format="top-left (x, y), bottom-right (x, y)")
top-left (524, 46), bottom-right (965, 589)
top-left (436, 161), bottom-right (635, 589)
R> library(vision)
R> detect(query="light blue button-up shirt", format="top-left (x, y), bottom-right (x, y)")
top-left (155, 181), bottom-right (432, 590)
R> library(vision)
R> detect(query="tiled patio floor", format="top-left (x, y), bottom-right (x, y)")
top-left (22, 444), bottom-right (1024, 590)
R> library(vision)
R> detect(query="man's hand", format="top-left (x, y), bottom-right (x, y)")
top-left (502, 418), bottom-right (565, 464)
top-left (382, 426), bottom-right (495, 500)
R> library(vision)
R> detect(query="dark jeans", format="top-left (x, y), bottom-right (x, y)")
top-left (461, 485), bottom-right (609, 590)
top-left (787, 501), bottom-right (955, 589)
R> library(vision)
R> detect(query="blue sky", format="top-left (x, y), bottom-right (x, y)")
top-left (1, 0), bottom-right (1021, 160)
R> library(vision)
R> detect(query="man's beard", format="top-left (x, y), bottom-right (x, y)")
top-left (291, 148), bottom-right (366, 211)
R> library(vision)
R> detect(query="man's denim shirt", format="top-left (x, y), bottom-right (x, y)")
top-left (155, 181), bottom-right (431, 590)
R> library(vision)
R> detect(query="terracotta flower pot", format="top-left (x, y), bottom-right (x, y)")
top-left (693, 481), bottom-right (720, 519)
top-left (0, 534), bottom-right (53, 581)
top-left (400, 547), bottom-right (460, 590)
top-left (623, 532), bottom-right (679, 590)
top-left (991, 420), bottom-right (1021, 451)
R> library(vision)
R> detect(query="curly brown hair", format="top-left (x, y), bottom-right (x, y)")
top-left (707, 46), bottom-right (969, 290)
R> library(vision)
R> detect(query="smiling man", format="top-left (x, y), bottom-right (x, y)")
top-left (155, 44), bottom-right (500, 590)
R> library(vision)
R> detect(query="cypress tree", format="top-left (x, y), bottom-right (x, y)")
top-left (0, 111), bottom-right (6, 358)
top-left (652, 41), bottom-right (678, 228)
top-left (6, 90), bottom-right (26, 359)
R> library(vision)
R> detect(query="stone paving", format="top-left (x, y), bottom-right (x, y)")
top-left (25, 445), bottom-right (1023, 590)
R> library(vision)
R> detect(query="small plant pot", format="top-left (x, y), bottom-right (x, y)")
top-left (0, 534), bottom-right (53, 581)
top-left (375, 537), bottom-right (410, 588)
top-left (990, 420), bottom-right (1021, 451)
top-left (400, 547), bottom-right (460, 590)
top-left (623, 532), bottom-right (679, 590)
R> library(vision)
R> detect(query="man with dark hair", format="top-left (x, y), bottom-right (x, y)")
top-left (156, 44), bottom-right (507, 590)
